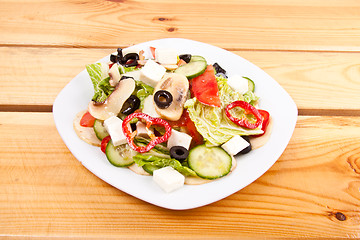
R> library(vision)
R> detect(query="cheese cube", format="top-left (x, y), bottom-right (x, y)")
top-left (140, 60), bottom-right (166, 87)
top-left (167, 129), bottom-right (192, 150)
top-left (227, 75), bottom-right (249, 94)
top-left (135, 121), bottom-right (153, 138)
top-left (121, 46), bottom-right (141, 56)
top-left (155, 47), bottom-right (178, 65)
top-left (104, 116), bottom-right (127, 146)
top-left (221, 135), bottom-right (250, 156)
top-left (153, 166), bottom-right (185, 193)
top-left (142, 95), bottom-right (160, 118)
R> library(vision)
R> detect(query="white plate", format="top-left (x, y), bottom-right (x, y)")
top-left (53, 38), bottom-right (297, 210)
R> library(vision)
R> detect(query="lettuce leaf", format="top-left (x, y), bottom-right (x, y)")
top-left (86, 63), bottom-right (114, 102)
top-left (134, 80), bottom-right (154, 109)
top-left (133, 154), bottom-right (197, 177)
top-left (184, 76), bottom-right (263, 146)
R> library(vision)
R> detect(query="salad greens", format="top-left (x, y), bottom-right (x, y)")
top-left (184, 75), bottom-right (262, 146)
top-left (86, 63), bottom-right (114, 102)
top-left (133, 154), bottom-right (197, 177)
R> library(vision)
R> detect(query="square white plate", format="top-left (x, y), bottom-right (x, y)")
top-left (53, 38), bottom-right (297, 210)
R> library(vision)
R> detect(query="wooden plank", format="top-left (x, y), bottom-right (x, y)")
top-left (0, 112), bottom-right (359, 238)
top-left (0, 0), bottom-right (360, 51)
top-left (1, 47), bottom-right (360, 113)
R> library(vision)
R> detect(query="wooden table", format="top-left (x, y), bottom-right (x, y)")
top-left (1, 0), bottom-right (360, 238)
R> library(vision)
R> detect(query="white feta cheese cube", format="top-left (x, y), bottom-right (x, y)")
top-left (142, 95), bottom-right (160, 118)
top-left (135, 121), bottom-right (153, 138)
top-left (227, 75), bottom-right (249, 94)
top-left (155, 47), bottom-right (178, 65)
top-left (221, 135), bottom-right (250, 156)
top-left (140, 60), bottom-right (166, 87)
top-left (104, 116), bottom-right (127, 146)
top-left (167, 129), bottom-right (192, 150)
top-left (120, 69), bottom-right (141, 81)
top-left (121, 46), bottom-right (141, 56)
top-left (153, 166), bottom-right (185, 193)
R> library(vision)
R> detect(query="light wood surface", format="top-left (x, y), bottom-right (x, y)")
top-left (1, 0), bottom-right (359, 239)
top-left (1, 113), bottom-right (359, 238)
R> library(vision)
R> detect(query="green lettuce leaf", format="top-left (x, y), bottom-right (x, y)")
top-left (134, 79), bottom-right (153, 109)
top-left (184, 76), bottom-right (263, 146)
top-left (86, 63), bottom-right (114, 102)
top-left (133, 154), bottom-right (197, 177)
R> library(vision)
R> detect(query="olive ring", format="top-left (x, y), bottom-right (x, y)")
top-left (154, 90), bottom-right (173, 109)
top-left (121, 95), bottom-right (141, 115)
top-left (170, 146), bottom-right (189, 162)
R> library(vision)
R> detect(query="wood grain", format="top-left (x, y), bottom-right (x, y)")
top-left (1, 47), bottom-right (360, 113)
top-left (0, 112), bottom-right (359, 238)
top-left (0, 0), bottom-right (360, 51)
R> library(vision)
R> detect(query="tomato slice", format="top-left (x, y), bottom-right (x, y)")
top-left (167, 110), bottom-right (203, 147)
top-left (101, 136), bottom-right (111, 153)
top-left (167, 110), bottom-right (189, 128)
top-left (190, 65), bottom-right (221, 107)
top-left (80, 111), bottom-right (96, 127)
top-left (150, 47), bottom-right (156, 59)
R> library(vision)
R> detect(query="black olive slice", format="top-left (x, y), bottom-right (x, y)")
top-left (179, 54), bottom-right (192, 63)
top-left (110, 54), bottom-right (118, 63)
top-left (120, 95), bottom-right (141, 115)
top-left (117, 48), bottom-right (124, 59)
top-left (120, 75), bottom-right (134, 81)
top-left (237, 136), bottom-right (252, 154)
top-left (213, 63), bottom-right (227, 77)
top-left (170, 146), bottom-right (189, 162)
top-left (154, 90), bottom-right (173, 109)
top-left (122, 53), bottom-right (139, 67)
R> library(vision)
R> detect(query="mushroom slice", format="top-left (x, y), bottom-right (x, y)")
top-left (108, 63), bottom-right (121, 87)
top-left (88, 77), bottom-right (136, 120)
top-left (153, 73), bottom-right (189, 121)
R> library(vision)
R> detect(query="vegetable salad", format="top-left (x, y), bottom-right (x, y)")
top-left (74, 46), bottom-right (271, 192)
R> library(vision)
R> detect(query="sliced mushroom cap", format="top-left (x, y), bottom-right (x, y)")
top-left (108, 63), bottom-right (121, 87)
top-left (153, 73), bottom-right (189, 121)
top-left (88, 77), bottom-right (136, 120)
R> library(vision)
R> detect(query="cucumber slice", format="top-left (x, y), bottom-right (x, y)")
top-left (142, 164), bottom-right (161, 175)
top-left (188, 145), bottom-right (232, 180)
top-left (243, 77), bottom-right (255, 92)
top-left (93, 120), bottom-right (109, 140)
top-left (175, 60), bottom-right (207, 79)
top-left (105, 141), bottom-right (134, 167)
top-left (190, 55), bottom-right (206, 62)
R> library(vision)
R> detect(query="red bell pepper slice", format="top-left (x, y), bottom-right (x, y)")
top-left (122, 112), bottom-right (172, 153)
top-left (225, 101), bottom-right (262, 129)
top-left (254, 110), bottom-right (270, 137)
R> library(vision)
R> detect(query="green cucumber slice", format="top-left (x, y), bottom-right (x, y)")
top-left (188, 145), bottom-right (232, 180)
top-left (243, 77), bottom-right (255, 92)
top-left (105, 141), bottom-right (134, 167)
top-left (93, 120), bottom-right (109, 140)
top-left (142, 164), bottom-right (161, 175)
top-left (190, 55), bottom-right (206, 62)
top-left (175, 60), bottom-right (207, 79)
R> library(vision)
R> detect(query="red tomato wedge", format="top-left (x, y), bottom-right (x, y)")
top-left (150, 47), bottom-right (156, 59)
top-left (167, 110), bottom-right (203, 147)
top-left (190, 65), bottom-right (221, 107)
top-left (101, 136), bottom-right (111, 153)
top-left (80, 111), bottom-right (96, 127)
